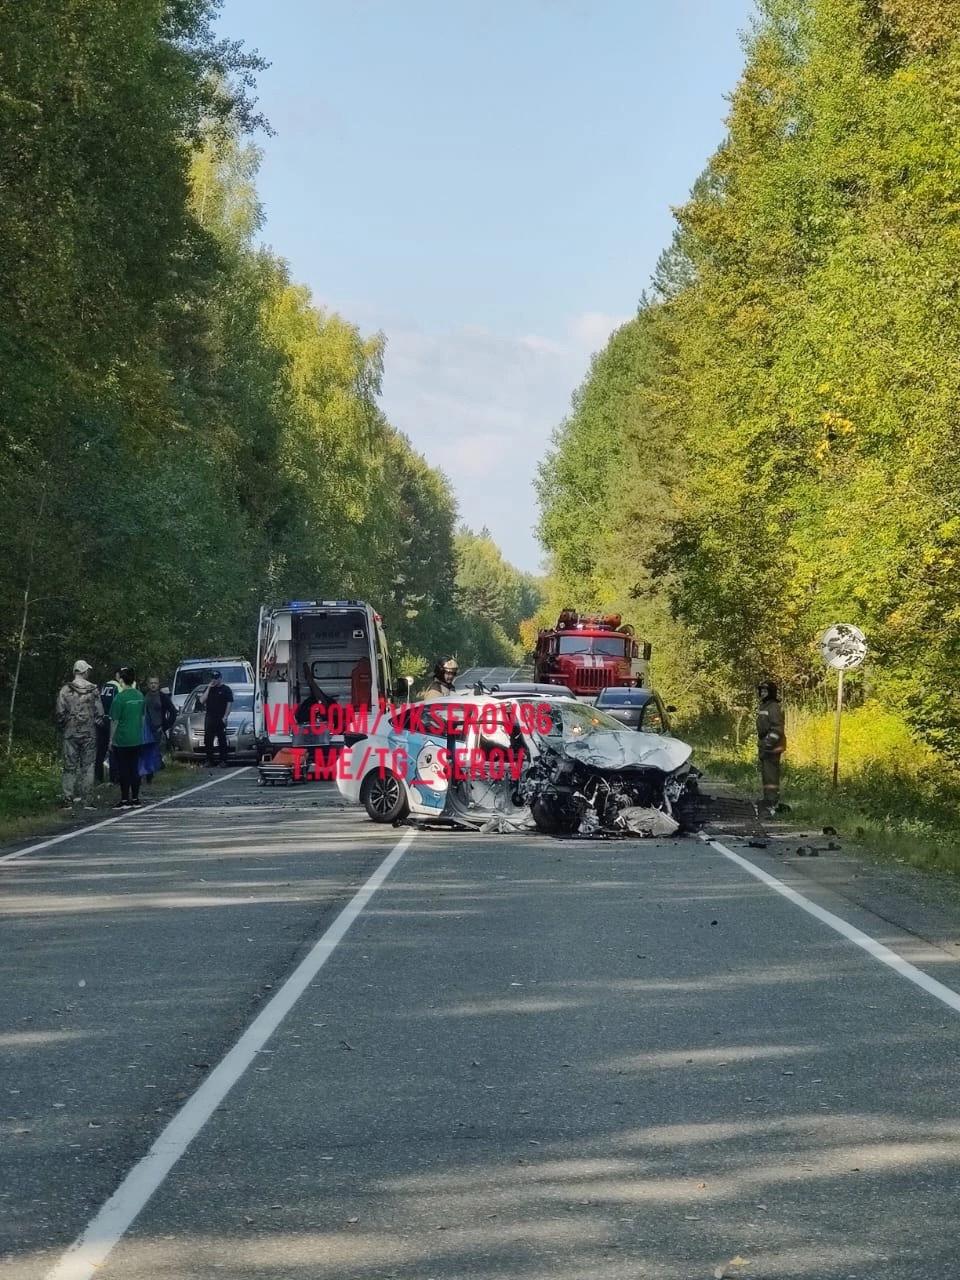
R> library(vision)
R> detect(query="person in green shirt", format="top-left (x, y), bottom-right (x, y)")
top-left (109, 667), bottom-right (145, 808)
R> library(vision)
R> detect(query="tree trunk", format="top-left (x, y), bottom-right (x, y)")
top-left (6, 485), bottom-right (46, 760)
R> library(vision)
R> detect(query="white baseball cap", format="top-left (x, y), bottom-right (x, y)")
top-left (73, 659), bottom-right (92, 674)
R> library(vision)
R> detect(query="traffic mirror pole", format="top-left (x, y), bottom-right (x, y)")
top-left (820, 624), bottom-right (867, 792)
top-left (832, 667), bottom-right (844, 790)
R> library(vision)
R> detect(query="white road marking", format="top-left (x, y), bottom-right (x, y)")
top-left (701, 833), bottom-right (960, 1016)
top-left (44, 826), bottom-right (416, 1280)
top-left (0, 769), bottom-right (251, 865)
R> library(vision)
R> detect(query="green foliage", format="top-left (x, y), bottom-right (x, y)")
top-left (0, 3), bottom-right (495, 746)
top-left (689, 701), bottom-right (960, 876)
top-left (536, 310), bottom-right (726, 713)
top-left (0, 748), bottom-right (60, 822)
top-left (538, 0), bottom-right (960, 756)
top-left (452, 527), bottom-right (544, 666)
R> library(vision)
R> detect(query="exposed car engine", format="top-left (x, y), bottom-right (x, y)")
top-left (519, 734), bottom-right (701, 837)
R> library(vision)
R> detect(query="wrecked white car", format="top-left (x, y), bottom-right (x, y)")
top-left (337, 695), bottom-right (700, 837)
top-left (521, 701), bottom-right (700, 836)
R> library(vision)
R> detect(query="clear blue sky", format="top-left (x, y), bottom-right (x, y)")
top-left (218, 0), bottom-right (757, 573)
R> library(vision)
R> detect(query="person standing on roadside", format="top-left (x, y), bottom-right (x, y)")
top-left (197, 669), bottom-right (233, 767)
top-left (423, 658), bottom-right (459, 697)
top-left (142, 676), bottom-right (177, 781)
top-left (95, 666), bottom-right (123, 784)
top-left (109, 667), bottom-right (145, 808)
top-left (55, 660), bottom-right (105, 810)
top-left (757, 680), bottom-right (786, 817)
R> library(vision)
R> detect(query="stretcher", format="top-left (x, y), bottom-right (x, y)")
top-left (256, 743), bottom-right (341, 786)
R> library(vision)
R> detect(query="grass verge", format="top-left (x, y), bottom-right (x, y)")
top-left (685, 700), bottom-right (960, 878)
top-left (0, 745), bottom-right (215, 846)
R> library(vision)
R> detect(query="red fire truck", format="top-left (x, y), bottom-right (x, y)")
top-left (534, 610), bottom-right (651, 699)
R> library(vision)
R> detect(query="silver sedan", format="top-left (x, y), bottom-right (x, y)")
top-left (170, 686), bottom-right (257, 763)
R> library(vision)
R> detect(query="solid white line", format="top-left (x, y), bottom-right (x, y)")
top-left (0, 768), bottom-right (251, 865)
top-left (45, 825), bottom-right (416, 1280)
top-left (700, 832), bottom-right (960, 1016)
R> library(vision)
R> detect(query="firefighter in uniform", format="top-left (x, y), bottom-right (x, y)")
top-left (757, 680), bottom-right (786, 816)
top-left (423, 659), bottom-right (458, 697)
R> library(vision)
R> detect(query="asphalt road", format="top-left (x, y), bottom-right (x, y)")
top-left (4, 768), bottom-right (960, 1280)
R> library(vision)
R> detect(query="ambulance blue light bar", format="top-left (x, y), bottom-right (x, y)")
top-left (284, 599), bottom-right (364, 609)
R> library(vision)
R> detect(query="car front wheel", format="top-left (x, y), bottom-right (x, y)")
top-left (361, 770), bottom-right (409, 823)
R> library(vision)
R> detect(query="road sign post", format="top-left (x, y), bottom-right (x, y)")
top-left (819, 624), bottom-right (868, 789)
top-left (832, 668), bottom-right (844, 790)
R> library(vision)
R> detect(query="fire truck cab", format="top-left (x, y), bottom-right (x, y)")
top-left (534, 610), bottom-right (651, 700)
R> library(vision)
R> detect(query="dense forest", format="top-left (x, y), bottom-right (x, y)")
top-left (0, 0), bottom-right (537, 748)
top-left (538, 0), bottom-right (960, 759)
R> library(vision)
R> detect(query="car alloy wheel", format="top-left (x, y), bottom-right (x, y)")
top-left (361, 770), bottom-right (409, 823)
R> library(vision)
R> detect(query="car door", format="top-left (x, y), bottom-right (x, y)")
top-left (654, 693), bottom-right (673, 734)
top-left (640, 697), bottom-right (666, 735)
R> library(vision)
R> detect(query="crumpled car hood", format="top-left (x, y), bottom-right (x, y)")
top-left (560, 730), bottom-right (692, 775)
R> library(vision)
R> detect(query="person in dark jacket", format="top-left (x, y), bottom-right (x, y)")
top-left (95, 666), bottom-right (123, 784)
top-left (422, 658), bottom-right (458, 698)
top-left (197, 670), bottom-right (233, 766)
top-left (142, 676), bottom-right (177, 780)
top-left (757, 680), bottom-right (786, 816)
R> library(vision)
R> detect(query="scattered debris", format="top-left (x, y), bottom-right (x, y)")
top-left (715, 1256), bottom-right (749, 1278)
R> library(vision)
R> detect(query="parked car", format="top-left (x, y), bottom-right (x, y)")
top-left (170, 685), bottom-right (257, 762)
top-left (593, 686), bottom-right (675, 733)
top-left (170, 657), bottom-right (254, 712)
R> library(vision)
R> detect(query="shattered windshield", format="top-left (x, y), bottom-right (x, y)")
top-left (543, 702), bottom-right (630, 739)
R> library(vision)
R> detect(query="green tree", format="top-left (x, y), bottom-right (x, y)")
top-left (538, 0), bottom-right (960, 743)
top-left (451, 528), bottom-right (542, 667)
top-left (0, 2), bottom-right (479, 751)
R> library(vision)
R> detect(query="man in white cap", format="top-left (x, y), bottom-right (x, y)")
top-left (55, 660), bottom-right (105, 809)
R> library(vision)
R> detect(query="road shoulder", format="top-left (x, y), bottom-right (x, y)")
top-left (704, 774), bottom-right (960, 961)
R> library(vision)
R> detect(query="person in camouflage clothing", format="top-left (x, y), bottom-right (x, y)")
top-left (55, 660), bottom-right (105, 808)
